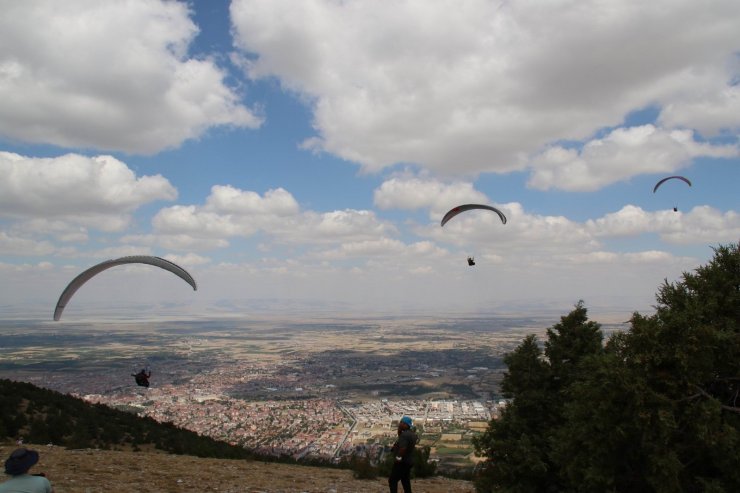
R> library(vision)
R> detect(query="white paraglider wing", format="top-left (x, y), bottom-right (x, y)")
top-left (53, 255), bottom-right (197, 321)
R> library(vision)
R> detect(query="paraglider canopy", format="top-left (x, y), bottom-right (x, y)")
top-left (653, 175), bottom-right (692, 193)
top-left (53, 255), bottom-right (197, 321)
top-left (653, 175), bottom-right (692, 212)
top-left (441, 204), bottom-right (507, 227)
top-left (441, 204), bottom-right (506, 266)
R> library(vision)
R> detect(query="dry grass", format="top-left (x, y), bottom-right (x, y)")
top-left (1, 443), bottom-right (475, 493)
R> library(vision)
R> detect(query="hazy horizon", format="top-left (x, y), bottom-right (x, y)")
top-left (1, 1), bottom-right (736, 318)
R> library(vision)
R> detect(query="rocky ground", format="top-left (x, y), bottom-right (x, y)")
top-left (0, 442), bottom-right (476, 493)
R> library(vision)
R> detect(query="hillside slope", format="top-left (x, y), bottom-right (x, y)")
top-left (0, 442), bottom-right (475, 493)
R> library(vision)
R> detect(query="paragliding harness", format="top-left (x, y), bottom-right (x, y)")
top-left (467, 257), bottom-right (475, 266)
top-left (132, 369), bottom-right (151, 387)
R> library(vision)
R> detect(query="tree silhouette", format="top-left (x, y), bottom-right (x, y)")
top-left (474, 243), bottom-right (740, 492)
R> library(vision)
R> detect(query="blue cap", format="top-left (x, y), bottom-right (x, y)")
top-left (400, 416), bottom-right (413, 427)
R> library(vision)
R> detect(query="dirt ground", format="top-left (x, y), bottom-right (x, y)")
top-left (0, 443), bottom-right (476, 493)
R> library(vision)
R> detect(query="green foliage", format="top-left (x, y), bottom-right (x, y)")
top-left (474, 302), bottom-right (604, 492)
top-left (474, 243), bottom-right (740, 493)
top-left (545, 300), bottom-right (604, 388)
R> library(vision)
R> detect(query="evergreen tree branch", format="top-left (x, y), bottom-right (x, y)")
top-left (695, 385), bottom-right (740, 414)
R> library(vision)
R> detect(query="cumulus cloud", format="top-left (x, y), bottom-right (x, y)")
top-left (152, 185), bottom-right (396, 248)
top-left (302, 210), bottom-right (395, 242)
top-left (0, 0), bottom-right (261, 153)
top-left (586, 205), bottom-right (740, 243)
top-left (162, 252), bottom-right (211, 267)
top-left (0, 261), bottom-right (54, 274)
top-left (153, 205), bottom-right (251, 238)
top-left (657, 67), bottom-right (740, 136)
top-left (11, 219), bottom-right (89, 243)
top-left (0, 231), bottom-right (55, 256)
top-left (0, 152), bottom-right (177, 232)
top-left (374, 176), bottom-right (488, 214)
top-left (661, 206), bottom-right (740, 244)
top-left (586, 205), bottom-right (654, 236)
top-left (319, 238), bottom-right (407, 259)
top-left (316, 239), bottom-right (447, 262)
top-left (377, 176), bottom-right (738, 266)
top-left (425, 200), bottom-right (597, 254)
top-left (528, 125), bottom-right (738, 191)
top-left (205, 185), bottom-right (300, 215)
top-left (120, 233), bottom-right (229, 252)
top-left (556, 249), bottom-right (691, 265)
top-left (231, 0), bottom-right (740, 177)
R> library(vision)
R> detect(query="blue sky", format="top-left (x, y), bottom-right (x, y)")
top-left (0, 0), bottom-right (738, 319)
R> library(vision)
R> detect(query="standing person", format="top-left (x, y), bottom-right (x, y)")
top-left (388, 416), bottom-right (418, 493)
top-left (0, 447), bottom-right (54, 493)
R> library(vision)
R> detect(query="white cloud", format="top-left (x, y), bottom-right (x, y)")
top-left (0, 152), bottom-right (177, 232)
top-left (374, 176), bottom-right (487, 214)
top-left (319, 238), bottom-right (407, 259)
top-left (316, 239), bottom-right (446, 261)
top-left (428, 201), bottom-right (597, 253)
top-left (0, 0), bottom-right (261, 153)
top-left (623, 250), bottom-right (678, 263)
top-left (153, 205), bottom-right (251, 238)
top-left (528, 125), bottom-right (737, 191)
top-left (205, 185), bottom-right (300, 215)
top-left (86, 245), bottom-right (155, 260)
top-left (162, 252), bottom-right (211, 267)
top-left (587, 205), bottom-right (740, 243)
top-left (0, 231), bottom-right (55, 256)
top-left (11, 219), bottom-right (89, 243)
top-left (306, 210), bottom-right (394, 241)
top-left (250, 209), bottom-right (397, 245)
top-left (586, 205), bottom-right (654, 236)
top-left (152, 185), bottom-right (396, 248)
top-left (657, 68), bottom-right (740, 136)
top-left (120, 234), bottom-right (230, 252)
top-left (661, 206), bottom-right (740, 244)
top-left (557, 250), bottom-right (687, 265)
top-left (231, 0), bottom-right (740, 177)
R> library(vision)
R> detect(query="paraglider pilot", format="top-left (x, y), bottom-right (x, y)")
top-left (132, 369), bottom-right (151, 387)
top-left (467, 257), bottom-right (475, 266)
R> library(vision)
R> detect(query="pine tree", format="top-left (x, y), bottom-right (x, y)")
top-left (474, 243), bottom-right (739, 492)
top-left (553, 243), bottom-right (739, 492)
top-left (474, 304), bottom-right (604, 493)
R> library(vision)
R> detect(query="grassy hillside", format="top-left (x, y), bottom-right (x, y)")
top-left (0, 442), bottom-right (475, 493)
top-left (0, 379), bottom-right (474, 491)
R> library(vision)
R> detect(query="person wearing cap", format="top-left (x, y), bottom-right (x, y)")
top-left (0, 448), bottom-right (54, 493)
top-left (388, 415), bottom-right (418, 493)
